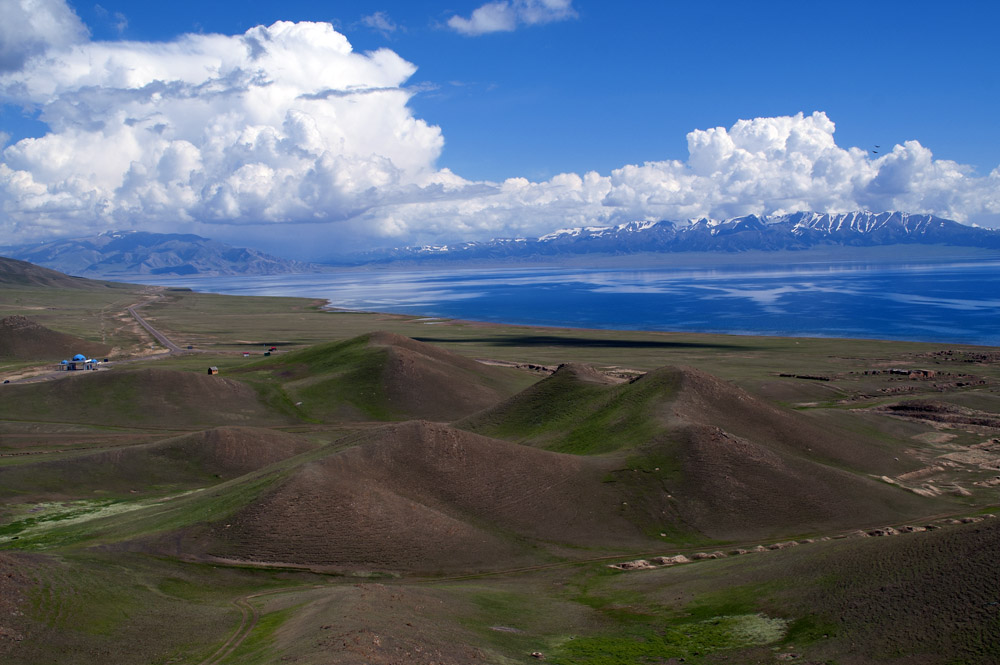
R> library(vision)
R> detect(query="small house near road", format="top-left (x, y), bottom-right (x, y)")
top-left (61, 353), bottom-right (99, 370)
top-left (207, 366), bottom-right (219, 375)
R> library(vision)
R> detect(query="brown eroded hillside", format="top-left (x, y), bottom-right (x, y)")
top-left (462, 363), bottom-right (944, 540)
top-left (172, 421), bottom-right (658, 573)
top-left (0, 256), bottom-right (112, 289)
top-left (0, 427), bottom-right (317, 500)
top-left (0, 315), bottom-right (110, 360)
top-left (661, 365), bottom-right (906, 473)
top-left (661, 422), bottom-right (936, 540)
top-left (161, 407), bottom-right (941, 574)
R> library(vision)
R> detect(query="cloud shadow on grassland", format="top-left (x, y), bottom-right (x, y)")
top-left (412, 335), bottom-right (752, 350)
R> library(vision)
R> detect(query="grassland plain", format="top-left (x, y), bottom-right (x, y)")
top-left (3, 264), bottom-right (1000, 664)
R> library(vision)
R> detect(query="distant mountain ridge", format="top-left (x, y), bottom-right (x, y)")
top-left (6, 212), bottom-right (999, 275)
top-left (2, 231), bottom-right (319, 277)
top-left (359, 211), bottom-right (1000, 263)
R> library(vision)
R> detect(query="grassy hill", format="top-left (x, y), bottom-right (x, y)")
top-left (0, 256), bottom-right (117, 289)
top-left (0, 315), bottom-right (111, 361)
top-left (463, 362), bottom-right (916, 471)
top-left (235, 331), bottom-right (538, 422)
top-left (461, 363), bottom-right (945, 540)
top-left (0, 368), bottom-right (296, 428)
top-left (0, 257), bottom-right (147, 357)
top-left (458, 362), bottom-right (669, 454)
top-left (0, 427), bottom-right (317, 501)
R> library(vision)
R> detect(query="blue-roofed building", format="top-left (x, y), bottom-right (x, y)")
top-left (62, 353), bottom-right (99, 370)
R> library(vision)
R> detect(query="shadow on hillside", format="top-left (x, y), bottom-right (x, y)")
top-left (413, 335), bottom-right (750, 350)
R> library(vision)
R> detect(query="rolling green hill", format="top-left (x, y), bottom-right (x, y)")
top-left (0, 368), bottom-right (296, 428)
top-left (461, 363), bottom-right (945, 539)
top-left (235, 331), bottom-right (538, 422)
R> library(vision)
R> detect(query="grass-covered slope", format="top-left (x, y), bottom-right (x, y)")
top-left (606, 518), bottom-right (1000, 665)
top-left (0, 368), bottom-right (295, 428)
top-left (0, 427), bottom-right (317, 500)
top-left (463, 362), bottom-right (920, 471)
top-left (0, 256), bottom-right (116, 289)
top-left (462, 363), bottom-right (945, 539)
top-left (791, 518), bottom-right (1000, 664)
top-left (238, 331), bottom-right (537, 422)
top-left (458, 363), bottom-right (673, 454)
top-left (0, 315), bottom-right (110, 360)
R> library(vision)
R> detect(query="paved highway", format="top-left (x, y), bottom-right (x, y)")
top-left (127, 301), bottom-right (182, 353)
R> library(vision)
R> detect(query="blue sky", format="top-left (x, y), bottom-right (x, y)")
top-left (1, 0), bottom-right (998, 258)
top-left (63, 0), bottom-right (1000, 180)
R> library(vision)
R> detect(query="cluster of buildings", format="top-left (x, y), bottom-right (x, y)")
top-left (59, 353), bottom-right (102, 370)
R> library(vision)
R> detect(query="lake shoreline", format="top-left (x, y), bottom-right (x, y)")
top-left (121, 256), bottom-right (1000, 347)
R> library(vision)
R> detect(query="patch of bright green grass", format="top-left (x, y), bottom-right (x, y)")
top-left (782, 613), bottom-right (839, 645)
top-left (549, 613), bottom-right (787, 665)
top-left (0, 497), bottom-right (178, 545)
top-left (0, 467), bottom-right (282, 550)
top-left (223, 605), bottom-right (297, 664)
top-left (463, 368), bottom-right (680, 455)
top-left (233, 334), bottom-right (397, 420)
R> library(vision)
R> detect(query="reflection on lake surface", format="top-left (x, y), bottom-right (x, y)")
top-left (124, 258), bottom-right (1000, 346)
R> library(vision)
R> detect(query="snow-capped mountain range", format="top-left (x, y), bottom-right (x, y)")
top-left (4, 212), bottom-right (998, 276)
top-left (361, 211), bottom-right (1000, 263)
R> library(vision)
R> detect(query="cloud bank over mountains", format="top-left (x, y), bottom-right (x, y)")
top-left (1, 3), bottom-right (998, 257)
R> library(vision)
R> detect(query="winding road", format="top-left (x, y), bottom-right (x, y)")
top-left (197, 595), bottom-right (258, 665)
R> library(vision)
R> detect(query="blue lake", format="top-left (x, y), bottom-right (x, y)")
top-left (132, 259), bottom-right (1000, 346)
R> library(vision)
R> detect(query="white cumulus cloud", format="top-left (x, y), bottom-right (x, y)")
top-left (0, 19), bottom-right (449, 243)
top-left (0, 0), bottom-right (88, 72)
top-left (0, 6), bottom-right (997, 258)
top-left (447, 0), bottom-right (577, 36)
top-left (353, 112), bottom-right (1000, 253)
